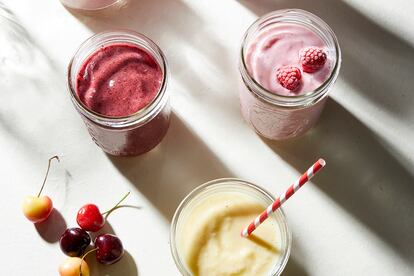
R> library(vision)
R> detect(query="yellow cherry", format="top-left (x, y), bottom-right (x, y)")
top-left (59, 257), bottom-right (90, 276)
top-left (22, 156), bottom-right (59, 223)
top-left (22, 195), bottom-right (53, 223)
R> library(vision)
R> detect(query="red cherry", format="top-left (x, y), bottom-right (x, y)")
top-left (95, 234), bottom-right (124, 265)
top-left (76, 192), bottom-right (130, 232)
top-left (77, 204), bottom-right (105, 232)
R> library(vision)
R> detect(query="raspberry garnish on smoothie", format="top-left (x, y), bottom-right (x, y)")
top-left (299, 47), bottom-right (327, 73)
top-left (276, 66), bottom-right (302, 91)
top-left (245, 23), bottom-right (333, 96)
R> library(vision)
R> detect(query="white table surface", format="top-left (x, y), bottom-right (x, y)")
top-left (1, 0), bottom-right (414, 275)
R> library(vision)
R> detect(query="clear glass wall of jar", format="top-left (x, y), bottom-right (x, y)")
top-left (60, 0), bottom-right (121, 11)
top-left (239, 9), bottom-right (341, 140)
top-left (67, 30), bottom-right (170, 156)
top-left (170, 178), bottom-right (291, 276)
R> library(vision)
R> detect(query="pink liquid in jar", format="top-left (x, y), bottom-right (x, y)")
top-left (239, 10), bottom-right (341, 140)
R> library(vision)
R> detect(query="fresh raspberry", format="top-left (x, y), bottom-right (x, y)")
top-left (276, 66), bottom-right (302, 91)
top-left (300, 47), bottom-right (327, 73)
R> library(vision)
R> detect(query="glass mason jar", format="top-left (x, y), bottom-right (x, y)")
top-left (239, 9), bottom-right (341, 140)
top-left (68, 30), bottom-right (170, 156)
top-left (60, 0), bottom-right (121, 11)
top-left (170, 178), bottom-right (291, 276)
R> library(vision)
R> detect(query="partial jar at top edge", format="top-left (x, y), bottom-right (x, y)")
top-left (60, 0), bottom-right (121, 11)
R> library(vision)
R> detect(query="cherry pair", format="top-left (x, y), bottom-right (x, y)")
top-left (59, 232), bottom-right (124, 276)
top-left (60, 227), bottom-right (124, 264)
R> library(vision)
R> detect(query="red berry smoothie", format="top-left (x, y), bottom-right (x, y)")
top-left (77, 43), bottom-right (162, 117)
top-left (69, 32), bottom-right (170, 156)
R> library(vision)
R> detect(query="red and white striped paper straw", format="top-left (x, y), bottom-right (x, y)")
top-left (241, 158), bottom-right (326, 237)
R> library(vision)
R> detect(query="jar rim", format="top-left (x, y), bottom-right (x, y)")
top-left (67, 30), bottom-right (169, 128)
top-left (240, 9), bottom-right (341, 108)
top-left (61, 0), bottom-right (120, 11)
top-left (170, 178), bottom-right (292, 276)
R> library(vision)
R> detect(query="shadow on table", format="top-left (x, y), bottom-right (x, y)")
top-left (85, 221), bottom-right (138, 275)
top-left (89, 221), bottom-right (117, 242)
top-left (108, 112), bottom-right (233, 221)
top-left (35, 208), bottom-right (67, 243)
top-left (262, 98), bottom-right (414, 264)
top-left (89, 250), bottom-right (138, 276)
top-left (284, 258), bottom-right (309, 276)
top-left (282, 231), bottom-right (309, 276)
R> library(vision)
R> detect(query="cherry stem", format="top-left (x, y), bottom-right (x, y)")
top-left (79, 248), bottom-right (97, 276)
top-left (102, 191), bottom-right (131, 217)
top-left (37, 155), bottom-right (59, 197)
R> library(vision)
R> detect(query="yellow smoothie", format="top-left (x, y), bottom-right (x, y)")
top-left (178, 191), bottom-right (282, 276)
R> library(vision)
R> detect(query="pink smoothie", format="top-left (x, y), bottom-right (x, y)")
top-left (76, 43), bottom-right (162, 117)
top-left (239, 18), bottom-right (339, 140)
top-left (245, 23), bottom-right (333, 95)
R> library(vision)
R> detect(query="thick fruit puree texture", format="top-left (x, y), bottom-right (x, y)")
top-left (76, 43), bottom-right (162, 117)
top-left (180, 192), bottom-right (281, 276)
top-left (246, 23), bottom-right (332, 96)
